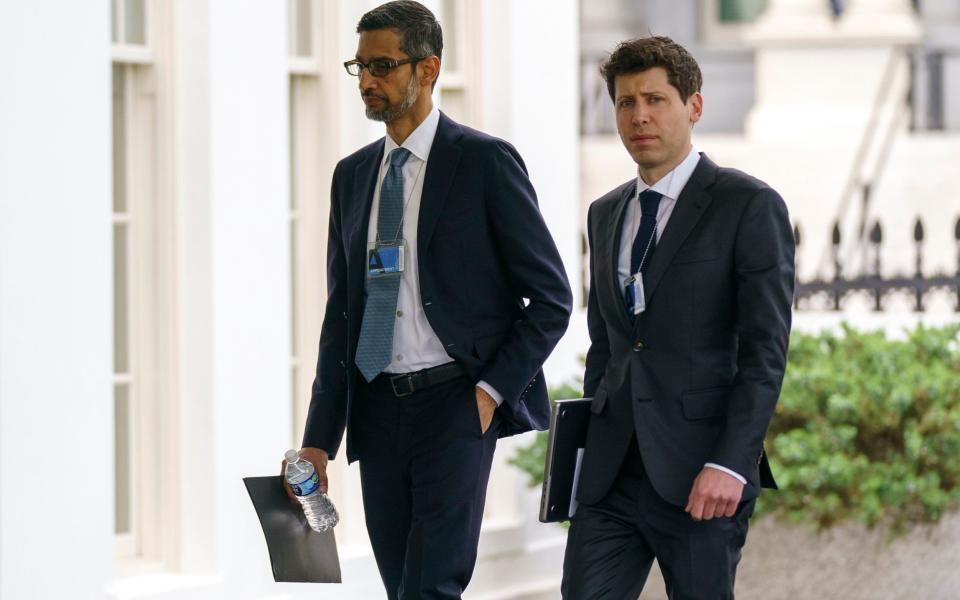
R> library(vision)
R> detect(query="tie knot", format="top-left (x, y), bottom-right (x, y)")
top-left (389, 147), bottom-right (412, 167)
top-left (639, 189), bottom-right (662, 216)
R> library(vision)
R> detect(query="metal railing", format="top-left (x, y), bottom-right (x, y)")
top-left (794, 217), bottom-right (960, 312)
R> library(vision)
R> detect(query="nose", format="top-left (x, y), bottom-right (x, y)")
top-left (359, 68), bottom-right (377, 91)
top-left (631, 103), bottom-right (649, 127)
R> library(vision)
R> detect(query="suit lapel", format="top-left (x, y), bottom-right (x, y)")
top-left (639, 155), bottom-right (718, 310)
top-left (603, 181), bottom-right (636, 333)
top-left (417, 112), bottom-right (463, 253)
top-left (348, 141), bottom-right (385, 284)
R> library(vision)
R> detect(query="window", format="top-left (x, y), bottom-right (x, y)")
top-left (436, 0), bottom-right (481, 126)
top-left (112, 24), bottom-right (156, 562)
top-left (287, 0), bottom-right (323, 438)
top-left (112, 0), bottom-right (151, 63)
top-left (288, 0), bottom-right (319, 74)
top-left (719, 0), bottom-right (768, 23)
top-left (926, 51), bottom-right (946, 131)
top-left (701, 0), bottom-right (769, 45)
top-left (111, 0), bottom-right (177, 568)
top-left (112, 64), bottom-right (134, 546)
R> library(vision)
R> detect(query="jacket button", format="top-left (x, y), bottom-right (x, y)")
top-left (633, 341), bottom-right (645, 351)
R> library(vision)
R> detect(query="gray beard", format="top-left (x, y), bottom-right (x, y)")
top-left (366, 75), bottom-right (419, 123)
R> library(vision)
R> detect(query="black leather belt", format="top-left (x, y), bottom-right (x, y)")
top-left (371, 362), bottom-right (467, 398)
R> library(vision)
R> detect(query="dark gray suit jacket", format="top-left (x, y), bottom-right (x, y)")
top-left (577, 154), bottom-right (794, 508)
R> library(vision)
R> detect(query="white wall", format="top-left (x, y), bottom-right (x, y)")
top-left (0, 2), bottom-right (114, 599)
top-left (0, 2), bottom-right (584, 599)
top-left (173, 0), bottom-right (218, 576)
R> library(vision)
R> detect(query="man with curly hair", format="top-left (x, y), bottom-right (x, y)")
top-left (562, 36), bottom-right (794, 599)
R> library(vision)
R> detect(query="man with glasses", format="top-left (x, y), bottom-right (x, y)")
top-left (283, 2), bottom-right (572, 598)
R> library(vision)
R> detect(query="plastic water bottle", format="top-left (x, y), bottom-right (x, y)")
top-left (284, 449), bottom-right (339, 532)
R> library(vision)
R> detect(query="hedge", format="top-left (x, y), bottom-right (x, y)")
top-left (510, 324), bottom-right (960, 534)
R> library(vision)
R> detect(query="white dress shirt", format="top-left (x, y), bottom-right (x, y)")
top-left (366, 106), bottom-right (502, 404)
top-left (616, 146), bottom-right (746, 485)
top-left (617, 146), bottom-right (699, 290)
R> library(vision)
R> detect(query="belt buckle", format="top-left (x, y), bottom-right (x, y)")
top-left (390, 373), bottom-right (415, 397)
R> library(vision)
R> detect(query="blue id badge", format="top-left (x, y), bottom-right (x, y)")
top-left (367, 241), bottom-right (405, 277)
top-left (625, 275), bottom-right (646, 315)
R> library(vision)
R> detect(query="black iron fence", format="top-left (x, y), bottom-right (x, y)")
top-left (794, 217), bottom-right (960, 312)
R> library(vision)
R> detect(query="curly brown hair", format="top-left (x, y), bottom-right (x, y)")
top-left (600, 36), bottom-right (702, 103)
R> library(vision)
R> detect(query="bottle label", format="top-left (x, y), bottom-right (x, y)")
top-left (292, 471), bottom-right (320, 497)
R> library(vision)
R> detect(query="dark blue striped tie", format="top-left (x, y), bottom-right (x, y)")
top-left (355, 147), bottom-right (411, 382)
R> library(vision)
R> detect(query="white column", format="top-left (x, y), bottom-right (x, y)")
top-left (203, 0), bottom-right (292, 594)
top-left (172, 0), bottom-right (217, 575)
top-left (0, 2), bottom-right (114, 599)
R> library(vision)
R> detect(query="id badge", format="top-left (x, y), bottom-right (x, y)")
top-left (625, 275), bottom-right (646, 315)
top-left (632, 277), bottom-right (646, 314)
top-left (367, 240), bottom-right (405, 277)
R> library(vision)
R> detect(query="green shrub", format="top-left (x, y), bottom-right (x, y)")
top-left (511, 324), bottom-right (960, 534)
top-left (763, 323), bottom-right (960, 533)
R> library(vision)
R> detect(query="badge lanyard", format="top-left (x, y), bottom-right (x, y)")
top-left (625, 193), bottom-right (662, 315)
top-left (377, 158), bottom-right (426, 245)
top-left (367, 154), bottom-right (426, 278)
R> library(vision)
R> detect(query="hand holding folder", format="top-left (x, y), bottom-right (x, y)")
top-left (539, 398), bottom-right (592, 523)
top-left (243, 476), bottom-right (342, 583)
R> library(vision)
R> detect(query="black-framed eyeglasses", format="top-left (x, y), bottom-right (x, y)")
top-left (343, 57), bottom-right (424, 78)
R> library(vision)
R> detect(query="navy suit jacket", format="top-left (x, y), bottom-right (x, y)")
top-left (577, 155), bottom-right (794, 508)
top-left (302, 112), bottom-right (573, 462)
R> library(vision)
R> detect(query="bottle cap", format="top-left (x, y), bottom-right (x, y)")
top-left (284, 449), bottom-right (299, 463)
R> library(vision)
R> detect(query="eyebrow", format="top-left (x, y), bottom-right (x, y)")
top-left (617, 91), bottom-right (667, 101)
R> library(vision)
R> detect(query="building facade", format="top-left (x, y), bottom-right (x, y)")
top-left (1, 1), bottom-right (578, 599)
top-left (2, 1), bottom-right (959, 599)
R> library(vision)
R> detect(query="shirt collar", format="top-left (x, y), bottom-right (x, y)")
top-left (382, 105), bottom-right (441, 164)
top-left (636, 145), bottom-right (701, 201)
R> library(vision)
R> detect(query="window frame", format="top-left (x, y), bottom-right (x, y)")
top-left (288, 0), bottom-right (321, 75)
top-left (111, 0), bottom-right (180, 572)
top-left (435, 0), bottom-right (482, 126)
top-left (112, 0), bottom-right (153, 63)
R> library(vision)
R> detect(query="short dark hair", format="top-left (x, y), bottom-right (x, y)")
top-left (357, 1), bottom-right (443, 62)
top-left (599, 36), bottom-right (702, 103)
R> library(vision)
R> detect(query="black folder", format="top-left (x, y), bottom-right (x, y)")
top-left (539, 398), bottom-right (592, 523)
top-left (243, 476), bottom-right (342, 583)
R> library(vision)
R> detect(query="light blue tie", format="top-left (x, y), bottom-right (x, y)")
top-left (355, 147), bottom-right (412, 382)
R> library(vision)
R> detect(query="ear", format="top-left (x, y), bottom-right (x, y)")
top-left (688, 91), bottom-right (703, 125)
top-left (418, 55), bottom-right (441, 88)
